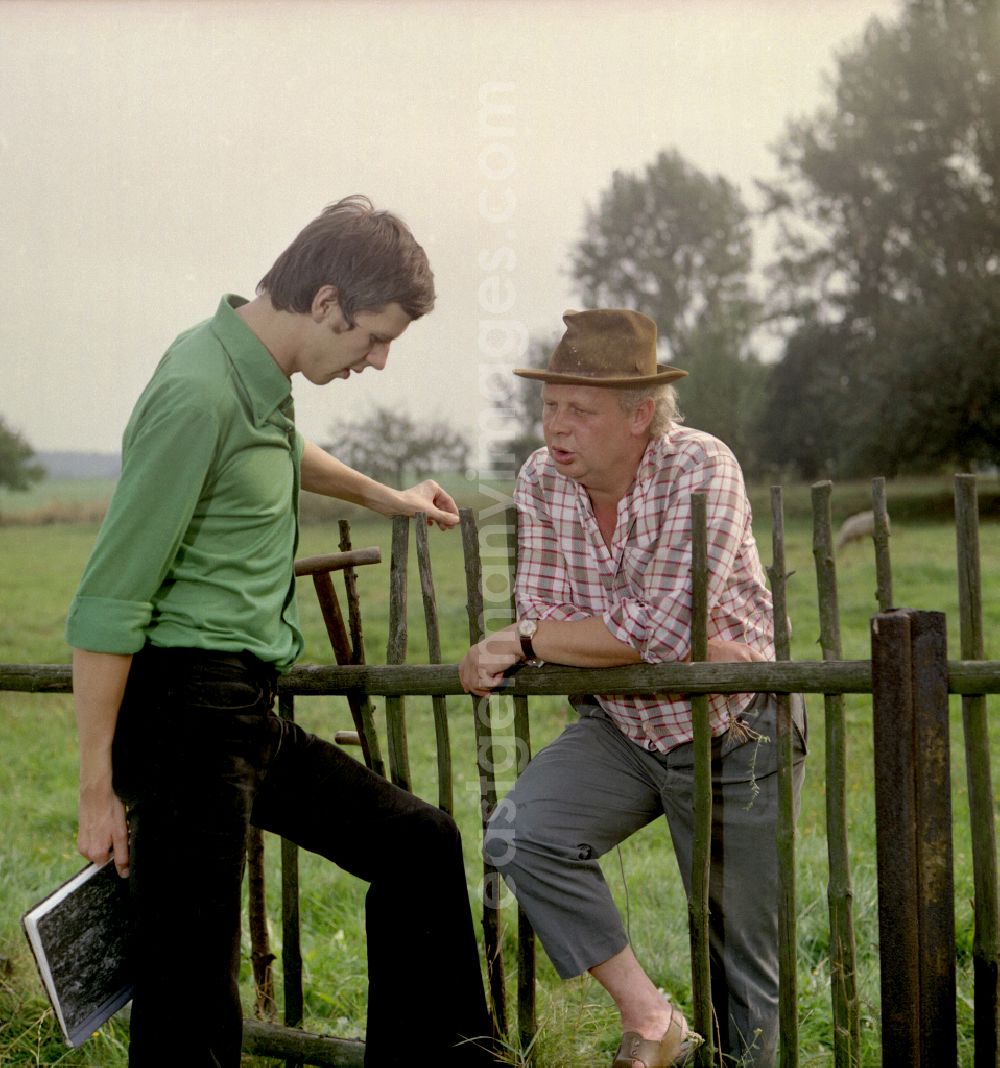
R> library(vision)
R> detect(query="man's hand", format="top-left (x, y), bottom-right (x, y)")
top-left (78, 780), bottom-right (129, 877)
top-left (705, 638), bottom-right (768, 663)
top-left (73, 648), bottom-right (133, 878)
top-left (397, 479), bottom-right (460, 530)
top-left (459, 624), bottom-right (522, 696)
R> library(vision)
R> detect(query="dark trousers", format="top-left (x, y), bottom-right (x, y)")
top-left (112, 646), bottom-right (495, 1067)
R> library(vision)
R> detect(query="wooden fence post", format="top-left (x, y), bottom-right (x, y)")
top-left (871, 608), bottom-right (956, 1065)
top-left (811, 481), bottom-right (861, 1066)
top-left (688, 492), bottom-right (714, 1065)
top-left (769, 487), bottom-right (799, 1068)
top-left (460, 507), bottom-right (509, 1037)
top-left (385, 516), bottom-right (412, 790)
top-left (871, 477), bottom-right (893, 614)
top-left (279, 690), bottom-right (305, 1068)
top-left (955, 474), bottom-right (1000, 1065)
top-left (414, 517), bottom-right (454, 816)
top-left (337, 521), bottom-right (385, 778)
top-left (247, 825), bottom-right (277, 1022)
top-left (504, 505), bottom-right (537, 1059)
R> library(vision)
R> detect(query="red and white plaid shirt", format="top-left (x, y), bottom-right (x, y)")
top-left (515, 425), bottom-right (774, 752)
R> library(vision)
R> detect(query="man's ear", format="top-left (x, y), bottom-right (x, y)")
top-left (632, 397), bottom-right (656, 436)
top-left (311, 285), bottom-right (341, 323)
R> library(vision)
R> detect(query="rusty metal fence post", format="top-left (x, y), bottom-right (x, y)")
top-left (871, 608), bottom-right (956, 1065)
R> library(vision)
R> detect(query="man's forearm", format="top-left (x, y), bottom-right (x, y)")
top-left (73, 648), bottom-right (133, 874)
top-left (73, 648), bottom-right (132, 790)
top-left (530, 615), bottom-right (642, 668)
top-left (300, 440), bottom-right (400, 514)
top-left (300, 440), bottom-right (460, 529)
top-left (529, 618), bottom-right (765, 666)
top-left (459, 611), bottom-right (764, 696)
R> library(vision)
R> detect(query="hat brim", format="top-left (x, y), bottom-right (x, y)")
top-left (512, 364), bottom-right (688, 387)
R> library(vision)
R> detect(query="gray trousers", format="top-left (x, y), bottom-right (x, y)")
top-left (484, 693), bottom-right (806, 1067)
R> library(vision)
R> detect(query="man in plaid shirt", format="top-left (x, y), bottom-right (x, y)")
top-left (460, 309), bottom-right (806, 1068)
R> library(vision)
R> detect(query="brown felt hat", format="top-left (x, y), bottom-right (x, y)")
top-left (514, 309), bottom-right (687, 387)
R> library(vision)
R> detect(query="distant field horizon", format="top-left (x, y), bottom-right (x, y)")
top-left (34, 450), bottom-right (121, 479)
top-left (4, 467), bottom-right (999, 529)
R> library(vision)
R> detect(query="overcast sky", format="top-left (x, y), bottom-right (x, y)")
top-left (1, 0), bottom-right (900, 460)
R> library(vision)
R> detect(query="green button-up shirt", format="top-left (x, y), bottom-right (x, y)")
top-left (66, 296), bottom-right (305, 671)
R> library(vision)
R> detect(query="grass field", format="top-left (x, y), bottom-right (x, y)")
top-left (1, 474), bottom-right (998, 1066)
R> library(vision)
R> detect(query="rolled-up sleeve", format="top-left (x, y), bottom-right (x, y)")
top-left (65, 379), bottom-right (220, 654)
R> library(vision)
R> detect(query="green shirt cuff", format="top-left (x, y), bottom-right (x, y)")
top-left (65, 595), bottom-right (152, 654)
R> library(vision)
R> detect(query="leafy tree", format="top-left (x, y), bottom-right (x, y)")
top-left (878, 276), bottom-right (1000, 472)
top-left (571, 149), bottom-right (766, 463)
top-left (756, 324), bottom-right (850, 480)
top-left (761, 0), bottom-right (1000, 474)
top-left (324, 406), bottom-right (470, 489)
top-left (0, 416), bottom-right (44, 492)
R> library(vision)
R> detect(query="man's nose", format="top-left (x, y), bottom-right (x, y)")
top-left (367, 343), bottom-right (390, 370)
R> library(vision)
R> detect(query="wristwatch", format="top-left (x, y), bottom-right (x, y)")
top-left (517, 618), bottom-right (544, 666)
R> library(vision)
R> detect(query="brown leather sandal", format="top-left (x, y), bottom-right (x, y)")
top-left (610, 1005), bottom-right (703, 1068)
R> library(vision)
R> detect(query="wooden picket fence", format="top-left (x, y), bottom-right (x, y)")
top-left (3, 474), bottom-right (999, 1066)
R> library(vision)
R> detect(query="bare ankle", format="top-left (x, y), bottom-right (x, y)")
top-left (620, 991), bottom-right (674, 1039)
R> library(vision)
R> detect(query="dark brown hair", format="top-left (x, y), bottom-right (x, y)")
top-left (257, 195), bottom-right (435, 324)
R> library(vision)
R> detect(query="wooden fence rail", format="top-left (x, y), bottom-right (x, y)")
top-left (11, 658), bottom-right (1000, 698)
top-left (3, 475), bottom-right (999, 1066)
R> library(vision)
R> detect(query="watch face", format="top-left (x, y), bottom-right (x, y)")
top-left (516, 618), bottom-right (542, 666)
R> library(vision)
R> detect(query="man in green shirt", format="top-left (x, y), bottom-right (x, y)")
top-left (67, 196), bottom-right (496, 1066)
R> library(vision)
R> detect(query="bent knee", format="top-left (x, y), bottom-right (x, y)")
top-left (483, 796), bottom-right (573, 872)
top-left (400, 801), bottom-right (462, 859)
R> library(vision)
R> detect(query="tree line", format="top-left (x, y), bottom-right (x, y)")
top-left (3, 1), bottom-right (995, 492)
top-left (500, 0), bottom-right (1000, 481)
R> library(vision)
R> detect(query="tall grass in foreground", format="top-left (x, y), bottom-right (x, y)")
top-left (0, 484), bottom-right (997, 1065)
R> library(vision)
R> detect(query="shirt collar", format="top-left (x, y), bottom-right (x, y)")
top-left (211, 295), bottom-right (293, 427)
top-left (635, 428), bottom-right (674, 485)
top-left (608, 430), bottom-right (676, 527)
